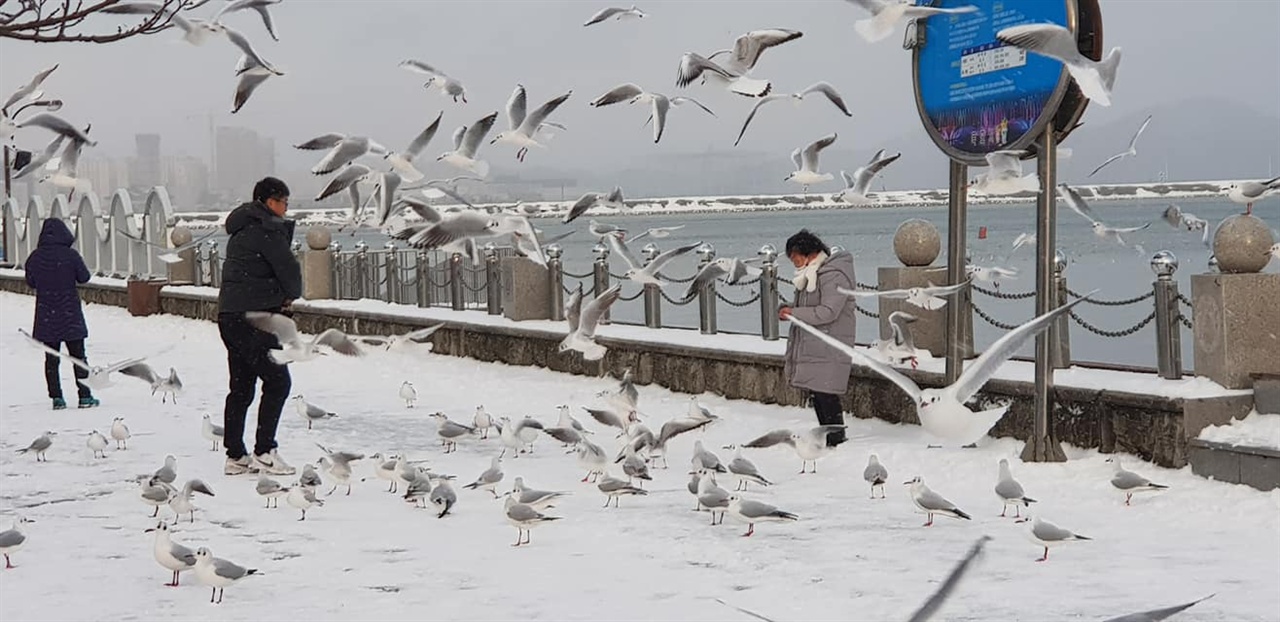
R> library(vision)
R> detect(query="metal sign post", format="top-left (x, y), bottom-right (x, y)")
top-left (912, 0), bottom-right (1101, 459)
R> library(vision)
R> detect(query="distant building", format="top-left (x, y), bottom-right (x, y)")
top-left (132, 133), bottom-right (162, 189)
top-left (214, 126), bottom-right (275, 200)
top-left (79, 156), bottom-right (132, 198)
top-left (162, 156), bottom-right (210, 211)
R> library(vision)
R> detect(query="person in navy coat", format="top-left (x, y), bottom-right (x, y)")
top-left (24, 218), bottom-right (98, 410)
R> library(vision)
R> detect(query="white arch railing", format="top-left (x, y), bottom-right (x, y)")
top-left (2, 187), bottom-right (176, 279)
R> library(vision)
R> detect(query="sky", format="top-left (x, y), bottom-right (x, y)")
top-left (2, 0), bottom-right (1279, 197)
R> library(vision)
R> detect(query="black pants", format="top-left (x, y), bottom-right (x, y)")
top-left (43, 339), bottom-right (92, 399)
top-left (810, 391), bottom-right (847, 447)
top-left (218, 313), bottom-right (291, 459)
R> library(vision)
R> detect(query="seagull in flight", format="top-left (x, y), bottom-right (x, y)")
top-left (845, 0), bottom-right (979, 43)
top-left (491, 84), bottom-right (572, 163)
top-left (583, 6), bottom-right (646, 27)
top-left (997, 23), bottom-right (1122, 106)
top-left (399, 60), bottom-right (468, 103)
top-left (788, 293), bottom-right (1094, 446)
top-left (970, 150), bottom-right (1038, 195)
top-left (1089, 115), bottom-right (1152, 178)
top-left (606, 235), bottom-right (701, 288)
top-left (838, 281), bottom-right (968, 311)
top-left (784, 133), bottom-right (838, 192)
top-left (1059, 183), bottom-right (1150, 247)
top-left (836, 149), bottom-right (901, 205)
top-left (559, 283), bottom-right (623, 361)
top-left (436, 111), bottom-right (499, 178)
top-left (734, 82), bottom-right (852, 146)
top-left (243, 312), bottom-right (363, 364)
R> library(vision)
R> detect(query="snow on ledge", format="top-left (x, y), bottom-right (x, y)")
top-left (0, 269), bottom-right (1251, 401)
top-left (1198, 410), bottom-right (1280, 449)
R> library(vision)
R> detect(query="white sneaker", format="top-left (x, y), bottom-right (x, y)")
top-left (224, 456), bottom-right (256, 476)
top-left (252, 449), bottom-right (296, 476)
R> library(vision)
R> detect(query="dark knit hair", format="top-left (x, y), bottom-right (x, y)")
top-left (785, 229), bottom-right (830, 257)
top-left (252, 176), bottom-right (290, 203)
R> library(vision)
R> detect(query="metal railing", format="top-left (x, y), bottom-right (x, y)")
top-left (183, 239), bottom-right (1191, 375)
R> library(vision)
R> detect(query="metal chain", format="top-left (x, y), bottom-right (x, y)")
top-left (715, 290), bottom-right (761, 307)
top-left (855, 281), bottom-right (879, 291)
top-left (1069, 310), bottom-right (1155, 338)
top-left (725, 275), bottom-right (761, 287)
top-left (1066, 287), bottom-right (1153, 306)
top-left (853, 302), bottom-right (880, 319)
top-left (608, 271), bottom-right (629, 280)
top-left (562, 269), bottom-right (593, 279)
top-left (1178, 314), bottom-right (1194, 330)
top-left (971, 283), bottom-right (1036, 300)
top-left (1176, 292), bottom-right (1193, 308)
top-left (461, 278), bottom-right (487, 293)
top-left (970, 302), bottom-right (1023, 330)
top-left (658, 271), bottom-right (698, 284)
top-left (427, 270), bottom-right (450, 289)
top-left (659, 289), bottom-right (697, 305)
top-left (619, 288), bottom-right (644, 302)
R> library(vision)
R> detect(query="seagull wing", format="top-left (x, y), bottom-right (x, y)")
top-left (564, 283), bottom-right (584, 333)
top-left (403, 323), bottom-right (446, 342)
top-left (605, 233), bottom-right (642, 271)
top-left (733, 94), bottom-right (786, 146)
top-left (315, 164), bottom-right (371, 201)
top-left (837, 285), bottom-right (911, 300)
top-left (565, 193), bottom-right (601, 224)
top-left (731, 29), bottom-right (804, 72)
top-left (118, 362), bottom-right (161, 385)
top-left (519, 91), bottom-right (572, 135)
top-left (682, 262), bottom-right (728, 301)
top-left (646, 241), bottom-right (701, 274)
top-left (1087, 152), bottom-right (1127, 178)
top-left (243, 311), bottom-right (300, 345)
top-left (505, 84), bottom-right (528, 130)
top-left (459, 112), bottom-right (498, 158)
top-left (852, 150), bottom-right (901, 194)
top-left (578, 284), bottom-right (623, 340)
top-left (801, 133), bottom-right (837, 172)
top-left (789, 316), bottom-right (923, 401)
top-left (398, 59), bottom-right (442, 76)
top-left (402, 111), bottom-right (443, 160)
top-left (949, 294), bottom-right (1092, 404)
top-left (397, 196), bottom-right (444, 224)
top-left (18, 329), bottom-right (93, 372)
top-left (995, 24), bottom-right (1080, 64)
top-left (294, 132), bottom-right (346, 150)
top-left (589, 83), bottom-right (645, 107)
top-left (676, 53), bottom-right (735, 89)
top-left (231, 66), bottom-right (271, 114)
top-left (315, 329), bottom-right (362, 356)
top-left (984, 149), bottom-right (1024, 175)
top-left (583, 6), bottom-right (624, 27)
top-left (1127, 114), bottom-right (1153, 152)
top-left (1057, 184), bottom-right (1100, 225)
top-left (650, 94), bottom-right (669, 143)
top-left (799, 81), bottom-right (853, 116)
top-left (743, 429), bottom-right (796, 449)
top-left (670, 96), bottom-right (716, 116)
top-left (413, 212), bottom-right (496, 249)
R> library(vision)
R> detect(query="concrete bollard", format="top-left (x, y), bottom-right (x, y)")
top-left (302, 227), bottom-right (333, 300)
top-left (1151, 251), bottom-right (1183, 380)
top-left (696, 243), bottom-right (717, 335)
top-left (641, 243), bottom-right (662, 328)
top-left (167, 226), bottom-right (196, 285)
top-left (759, 244), bottom-right (780, 341)
top-left (547, 245), bottom-right (565, 321)
top-left (877, 219), bottom-right (971, 358)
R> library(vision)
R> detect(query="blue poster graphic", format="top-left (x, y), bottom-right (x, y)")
top-left (915, 0), bottom-right (1070, 160)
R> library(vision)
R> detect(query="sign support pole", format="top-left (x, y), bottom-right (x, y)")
top-left (1023, 129), bottom-right (1067, 462)
top-left (944, 159), bottom-right (968, 385)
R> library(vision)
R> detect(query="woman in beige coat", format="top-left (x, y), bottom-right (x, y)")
top-left (779, 230), bottom-right (857, 447)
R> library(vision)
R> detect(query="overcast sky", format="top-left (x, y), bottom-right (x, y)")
top-left (3, 0), bottom-right (1278, 194)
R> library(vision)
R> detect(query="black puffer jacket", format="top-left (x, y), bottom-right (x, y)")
top-left (216, 201), bottom-right (301, 314)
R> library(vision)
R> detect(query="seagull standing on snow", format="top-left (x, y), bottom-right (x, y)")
top-left (735, 82), bottom-right (852, 146)
top-left (16, 431), bottom-right (56, 462)
top-left (1089, 115), bottom-right (1152, 178)
top-left (144, 521), bottom-right (196, 586)
top-left (789, 294), bottom-right (1092, 446)
top-left (491, 85), bottom-right (573, 163)
top-left (743, 425), bottom-right (847, 474)
top-left (864, 454), bottom-right (888, 499)
top-left (168, 479), bottom-right (216, 524)
top-left (846, 0), bottom-right (978, 43)
top-left (463, 456), bottom-right (505, 497)
top-left (1106, 457), bottom-right (1169, 505)
top-left (835, 149), bottom-right (901, 205)
top-left (111, 417), bottom-right (131, 449)
top-left (1226, 176), bottom-right (1280, 215)
top-left (597, 473), bottom-right (649, 507)
top-left (583, 5), bottom-right (645, 26)
top-left (399, 60), bottom-right (468, 103)
top-left (784, 133), bottom-right (838, 192)
top-left (696, 472), bottom-right (732, 524)
top-left (193, 547), bottom-right (258, 604)
top-left (244, 312), bottom-right (363, 364)
top-left (996, 23), bottom-right (1122, 106)
top-left (905, 476), bottom-right (971, 527)
top-left (399, 381), bottom-right (417, 408)
top-left (291, 395), bottom-right (337, 430)
top-left (1016, 515), bottom-right (1091, 562)
top-left (995, 458), bottom-right (1037, 517)
top-left (255, 475), bottom-right (286, 508)
top-left (1059, 184), bottom-right (1151, 247)
top-left (86, 430), bottom-right (108, 459)
top-left (286, 485), bottom-right (323, 520)
top-left (726, 495), bottom-right (798, 537)
top-left (201, 415), bottom-right (224, 451)
top-left (723, 444), bottom-right (771, 491)
top-left (970, 150), bottom-right (1038, 195)
top-left (504, 495), bottom-right (561, 546)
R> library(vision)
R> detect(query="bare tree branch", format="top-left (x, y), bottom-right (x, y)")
top-left (0, 0), bottom-right (190, 44)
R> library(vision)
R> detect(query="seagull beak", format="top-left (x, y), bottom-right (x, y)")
top-left (144, 527), bottom-right (155, 533)
top-left (902, 480), bottom-right (913, 485)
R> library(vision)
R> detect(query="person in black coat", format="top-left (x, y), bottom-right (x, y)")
top-left (217, 176), bottom-right (302, 477)
top-left (25, 218), bottom-right (98, 410)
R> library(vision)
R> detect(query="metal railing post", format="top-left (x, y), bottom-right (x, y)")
top-left (484, 242), bottom-right (502, 315)
top-left (193, 243), bottom-right (206, 286)
top-left (1151, 250), bottom-right (1183, 380)
top-left (759, 244), bottom-right (779, 341)
top-left (546, 244), bottom-right (565, 321)
top-left (696, 243), bottom-right (717, 335)
top-left (354, 240), bottom-right (371, 300)
top-left (416, 249), bottom-right (431, 307)
top-left (207, 240), bottom-right (222, 288)
top-left (641, 243), bottom-right (662, 328)
top-left (384, 243), bottom-right (401, 304)
top-left (329, 242), bottom-right (343, 299)
top-left (592, 241), bottom-right (611, 325)
top-left (1051, 249), bottom-right (1071, 369)
top-left (449, 252), bottom-right (465, 311)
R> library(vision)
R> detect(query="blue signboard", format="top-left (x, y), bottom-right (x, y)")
top-left (913, 0), bottom-right (1074, 164)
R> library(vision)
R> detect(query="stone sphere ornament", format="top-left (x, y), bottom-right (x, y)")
top-left (169, 226), bottom-right (193, 247)
top-left (893, 219), bottom-right (941, 267)
top-left (1212, 215), bottom-right (1274, 274)
top-left (306, 226), bottom-right (332, 251)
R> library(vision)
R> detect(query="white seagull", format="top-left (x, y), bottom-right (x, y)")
top-left (243, 312), bottom-right (363, 364)
top-left (462, 456), bottom-right (504, 497)
top-left (970, 150), bottom-right (1038, 195)
top-left (167, 479), bottom-right (216, 524)
top-left (1059, 184), bottom-right (1151, 247)
top-left (788, 293), bottom-right (1093, 446)
top-left (115, 227), bottom-right (217, 265)
top-left (564, 187), bottom-right (626, 224)
top-left (606, 234), bottom-right (701, 288)
top-left (111, 417), bottom-right (131, 449)
top-left (1016, 514), bottom-right (1091, 562)
top-left (735, 82), bottom-right (852, 146)
top-left (681, 256), bottom-right (763, 302)
top-left (291, 395), bottom-right (338, 430)
top-left (144, 521), bottom-right (197, 586)
top-left (399, 60), bottom-right (467, 103)
top-left (380, 111), bottom-right (443, 184)
top-left (1106, 457), bottom-right (1169, 506)
top-left (995, 458), bottom-right (1037, 517)
top-left (875, 310), bottom-right (920, 369)
top-left (723, 444), bottom-right (772, 491)
top-left (193, 547), bottom-right (258, 604)
top-left (1226, 176), bottom-right (1280, 215)
top-left (491, 84), bottom-right (572, 163)
top-left (15, 431), bottom-right (56, 462)
top-left (86, 430), bottom-right (108, 459)
top-left (864, 454), bottom-right (888, 499)
top-left (725, 495), bottom-right (798, 537)
top-left (846, 0), bottom-right (979, 43)
top-left (583, 5), bottom-right (646, 27)
top-left (399, 381), bottom-right (417, 408)
top-left (836, 149), bottom-right (901, 205)
top-left (743, 425), bottom-right (847, 474)
top-left (504, 495), bottom-right (561, 546)
top-left (118, 362), bottom-right (183, 403)
top-left (1089, 115), bottom-right (1153, 178)
top-left (784, 133), bottom-right (838, 192)
top-left (558, 283), bottom-right (623, 360)
top-left (996, 23), bottom-right (1123, 106)
top-left (838, 281), bottom-right (968, 311)
top-left (437, 111), bottom-right (499, 178)
top-left (905, 476), bottom-right (971, 527)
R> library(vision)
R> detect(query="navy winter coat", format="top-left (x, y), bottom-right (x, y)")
top-left (25, 218), bottom-right (91, 343)
top-left (217, 201), bottom-right (301, 314)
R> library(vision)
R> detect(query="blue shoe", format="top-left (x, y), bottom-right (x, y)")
top-left (78, 397), bottom-right (100, 409)
top-left (51, 397), bottom-right (67, 410)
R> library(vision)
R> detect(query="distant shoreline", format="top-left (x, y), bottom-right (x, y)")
top-left (172, 179), bottom-right (1240, 230)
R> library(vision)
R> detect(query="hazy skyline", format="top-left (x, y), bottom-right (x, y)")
top-left (3, 1), bottom-right (1278, 200)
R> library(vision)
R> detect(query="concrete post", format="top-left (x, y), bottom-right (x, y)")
top-left (641, 243), bottom-right (662, 329)
top-left (302, 227), bottom-right (334, 300)
top-left (1050, 249), bottom-right (1071, 369)
top-left (1151, 250), bottom-right (1183, 380)
top-left (877, 218), bottom-right (971, 358)
top-left (1192, 215), bottom-right (1279, 389)
top-left (592, 242), bottom-right (611, 325)
top-left (167, 226), bottom-right (196, 285)
top-left (696, 243), bottom-right (717, 335)
top-left (449, 252), bottom-right (465, 311)
top-left (759, 244), bottom-right (779, 341)
top-left (484, 243), bottom-right (501, 315)
top-left (547, 244), bottom-right (565, 321)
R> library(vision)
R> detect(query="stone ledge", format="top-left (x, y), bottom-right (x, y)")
top-left (1188, 438), bottom-right (1280, 491)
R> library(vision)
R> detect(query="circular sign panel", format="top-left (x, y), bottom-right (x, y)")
top-left (913, 0), bottom-right (1078, 165)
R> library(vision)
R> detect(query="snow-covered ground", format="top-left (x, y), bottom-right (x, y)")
top-left (1198, 410), bottom-right (1280, 449)
top-left (1, 291), bottom-right (1277, 621)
